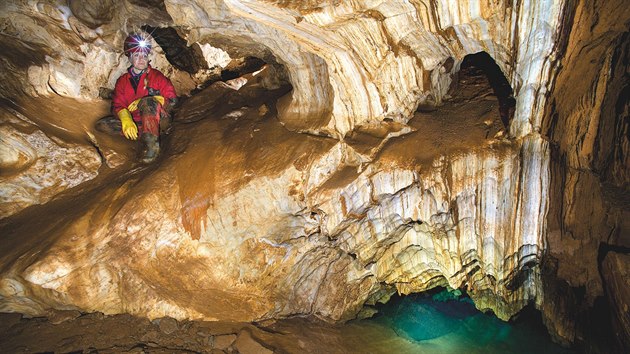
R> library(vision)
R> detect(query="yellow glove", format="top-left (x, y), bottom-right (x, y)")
top-left (153, 95), bottom-right (165, 105)
top-left (127, 98), bottom-right (141, 112)
top-left (127, 96), bottom-right (165, 112)
top-left (117, 109), bottom-right (138, 140)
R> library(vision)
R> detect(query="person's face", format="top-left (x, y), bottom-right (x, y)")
top-left (130, 52), bottom-right (149, 72)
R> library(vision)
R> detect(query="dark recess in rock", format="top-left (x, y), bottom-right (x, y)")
top-left (142, 25), bottom-right (208, 74)
top-left (461, 52), bottom-right (516, 129)
top-left (129, 0), bottom-right (167, 11)
top-left (221, 57), bottom-right (267, 81)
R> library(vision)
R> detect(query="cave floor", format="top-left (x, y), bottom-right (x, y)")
top-left (0, 311), bottom-right (426, 353)
top-left (0, 65), bottom-right (511, 353)
top-left (348, 64), bottom-right (509, 170)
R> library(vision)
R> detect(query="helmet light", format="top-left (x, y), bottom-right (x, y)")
top-left (124, 33), bottom-right (153, 57)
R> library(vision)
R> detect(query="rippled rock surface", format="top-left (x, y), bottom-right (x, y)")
top-left (0, 0), bottom-right (628, 350)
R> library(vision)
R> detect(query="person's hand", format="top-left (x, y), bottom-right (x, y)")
top-left (153, 95), bottom-right (165, 105)
top-left (128, 96), bottom-right (164, 112)
top-left (117, 109), bottom-right (138, 140)
top-left (127, 98), bottom-right (142, 112)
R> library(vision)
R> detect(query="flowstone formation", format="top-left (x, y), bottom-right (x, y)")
top-left (0, 0), bottom-right (628, 350)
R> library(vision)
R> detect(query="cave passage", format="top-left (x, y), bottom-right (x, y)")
top-left (366, 288), bottom-right (574, 353)
top-left (141, 25), bottom-right (208, 74)
top-left (459, 52), bottom-right (516, 129)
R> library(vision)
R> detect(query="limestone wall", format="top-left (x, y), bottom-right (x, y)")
top-left (0, 0), bottom-right (627, 349)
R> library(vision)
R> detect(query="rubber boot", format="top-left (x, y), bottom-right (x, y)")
top-left (141, 133), bottom-right (160, 164)
top-left (94, 115), bottom-right (122, 135)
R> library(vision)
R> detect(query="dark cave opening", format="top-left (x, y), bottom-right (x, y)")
top-left (365, 287), bottom-right (574, 353)
top-left (139, 25), bottom-right (282, 92)
top-left (141, 25), bottom-right (208, 74)
top-left (220, 56), bottom-right (267, 81)
top-left (459, 52), bottom-right (516, 130)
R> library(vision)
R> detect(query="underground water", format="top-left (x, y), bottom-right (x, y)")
top-left (364, 288), bottom-right (575, 354)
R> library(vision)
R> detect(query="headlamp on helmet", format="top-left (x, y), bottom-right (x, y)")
top-left (124, 33), bottom-right (152, 57)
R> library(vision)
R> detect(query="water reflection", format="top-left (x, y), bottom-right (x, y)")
top-left (368, 289), bottom-right (574, 354)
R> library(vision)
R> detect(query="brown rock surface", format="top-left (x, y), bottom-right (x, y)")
top-left (0, 60), bottom-right (535, 325)
top-left (541, 0), bottom-right (630, 346)
top-left (234, 329), bottom-right (273, 354)
top-left (0, 312), bottom-right (425, 353)
top-left (602, 252), bottom-right (630, 352)
top-left (0, 0), bottom-right (627, 352)
top-left (0, 97), bottom-right (108, 218)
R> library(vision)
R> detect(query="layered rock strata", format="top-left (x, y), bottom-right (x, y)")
top-left (1, 71), bottom-right (543, 326)
top-left (1, 0), bottom-right (562, 137)
top-left (0, 97), bottom-right (106, 218)
top-left (541, 0), bottom-right (630, 346)
top-left (602, 252), bottom-right (630, 352)
top-left (0, 0), bottom-right (627, 350)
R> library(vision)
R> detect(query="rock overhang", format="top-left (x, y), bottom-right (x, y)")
top-left (0, 0), bottom-right (563, 139)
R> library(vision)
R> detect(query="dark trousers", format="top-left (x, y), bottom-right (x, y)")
top-left (96, 97), bottom-right (171, 136)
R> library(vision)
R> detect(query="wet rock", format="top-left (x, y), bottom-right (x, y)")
top-left (234, 330), bottom-right (273, 354)
top-left (2, 65), bottom-right (546, 325)
top-left (140, 330), bottom-right (160, 343)
top-left (48, 310), bottom-right (81, 325)
top-left (602, 252), bottom-right (630, 351)
top-left (1, 0), bottom-right (562, 136)
top-left (156, 317), bottom-right (179, 335)
top-left (196, 327), bottom-right (212, 337)
top-left (221, 57), bottom-right (266, 81)
top-left (172, 337), bottom-right (185, 347)
top-left (80, 312), bottom-right (106, 321)
top-left (68, 0), bottom-right (115, 28)
top-left (213, 334), bottom-right (236, 350)
top-left (0, 128), bottom-right (37, 173)
top-left (0, 312), bottom-right (22, 331)
top-left (355, 306), bottom-right (378, 320)
top-left (196, 328), bottom-right (214, 347)
top-left (541, 0), bottom-right (630, 344)
top-left (142, 25), bottom-right (208, 74)
top-left (0, 99), bottom-right (105, 218)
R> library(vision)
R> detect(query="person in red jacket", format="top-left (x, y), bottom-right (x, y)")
top-left (100, 33), bottom-right (177, 163)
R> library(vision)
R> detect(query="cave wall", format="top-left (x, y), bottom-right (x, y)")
top-left (0, 0), bottom-right (226, 217)
top-left (1, 0), bottom-right (565, 137)
top-left (0, 0), bottom-right (561, 247)
top-left (142, 0), bottom-right (566, 138)
top-left (541, 0), bottom-right (630, 347)
top-left (0, 0), bottom-right (227, 101)
top-left (0, 0), bottom-right (628, 349)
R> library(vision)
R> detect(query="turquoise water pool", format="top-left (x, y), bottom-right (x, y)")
top-left (369, 289), bottom-right (575, 354)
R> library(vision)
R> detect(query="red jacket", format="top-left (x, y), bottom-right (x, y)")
top-left (112, 65), bottom-right (177, 122)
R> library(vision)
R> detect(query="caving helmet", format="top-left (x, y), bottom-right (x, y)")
top-left (124, 33), bottom-right (152, 57)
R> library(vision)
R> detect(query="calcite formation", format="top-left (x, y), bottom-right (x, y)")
top-left (0, 97), bottom-right (105, 218)
top-left (1, 77), bottom-right (539, 325)
top-left (0, 0), bottom-right (628, 350)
